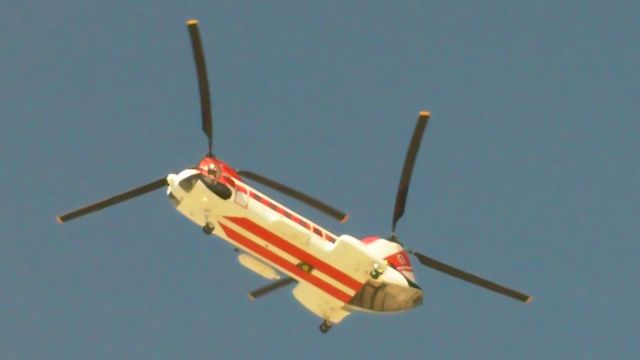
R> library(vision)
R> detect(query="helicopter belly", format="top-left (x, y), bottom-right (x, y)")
top-left (169, 177), bottom-right (356, 300)
top-left (292, 283), bottom-right (350, 325)
top-left (168, 173), bottom-right (424, 317)
top-left (218, 217), bottom-right (362, 303)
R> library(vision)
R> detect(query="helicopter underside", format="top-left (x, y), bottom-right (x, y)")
top-left (166, 169), bottom-right (423, 321)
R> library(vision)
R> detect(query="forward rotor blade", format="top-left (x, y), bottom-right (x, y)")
top-left (410, 251), bottom-right (532, 303)
top-left (237, 170), bottom-right (349, 223)
top-left (56, 177), bottom-right (168, 223)
top-left (248, 277), bottom-right (296, 300)
top-left (392, 111), bottom-right (430, 233)
top-left (186, 19), bottom-right (213, 156)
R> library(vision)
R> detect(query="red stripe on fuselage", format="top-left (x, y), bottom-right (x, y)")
top-left (225, 216), bottom-right (363, 292)
top-left (219, 222), bottom-right (353, 303)
top-left (237, 184), bottom-right (335, 243)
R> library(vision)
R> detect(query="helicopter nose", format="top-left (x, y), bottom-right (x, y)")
top-left (166, 173), bottom-right (183, 206)
top-left (166, 173), bottom-right (180, 194)
top-left (166, 169), bottom-right (200, 204)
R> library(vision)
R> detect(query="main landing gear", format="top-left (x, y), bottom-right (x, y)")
top-left (202, 222), bottom-right (215, 235)
top-left (319, 320), bottom-right (333, 334)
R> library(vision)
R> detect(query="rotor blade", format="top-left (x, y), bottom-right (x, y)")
top-left (237, 170), bottom-right (349, 223)
top-left (411, 251), bottom-right (532, 303)
top-left (186, 19), bottom-right (213, 156)
top-left (392, 111), bottom-right (430, 233)
top-left (248, 277), bottom-right (296, 300)
top-left (56, 177), bottom-right (168, 223)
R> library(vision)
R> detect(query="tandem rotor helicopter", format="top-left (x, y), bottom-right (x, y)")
top-left (57, 19), bottom-right (532, 333)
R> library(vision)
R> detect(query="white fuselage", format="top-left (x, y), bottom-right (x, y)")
top-left (166, 169), bottom-right (422, 324)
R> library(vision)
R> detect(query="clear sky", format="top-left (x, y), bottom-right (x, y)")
top-left (2, 1), bottom-right (639, 359)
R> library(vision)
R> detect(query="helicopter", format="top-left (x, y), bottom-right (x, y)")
top-left (57, 19), bottom-right (532, 334)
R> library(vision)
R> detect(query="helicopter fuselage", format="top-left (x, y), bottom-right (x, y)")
top-left (166, 157), bottom-right (423, 325)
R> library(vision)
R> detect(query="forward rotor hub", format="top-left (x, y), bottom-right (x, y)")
top-left (196, 156), bottom-right (241, 183)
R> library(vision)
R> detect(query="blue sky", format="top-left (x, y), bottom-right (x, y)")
top-left (2, 1), bottom-right (639, 359)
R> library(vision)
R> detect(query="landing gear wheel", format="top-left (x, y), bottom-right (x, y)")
top-left (319, 320), bottom-right (333, 334)
top-left (202, 222), bottom-right (215, 235)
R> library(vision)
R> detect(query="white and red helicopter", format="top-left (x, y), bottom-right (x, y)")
top-left (57, 19), bottom-right (531, 334)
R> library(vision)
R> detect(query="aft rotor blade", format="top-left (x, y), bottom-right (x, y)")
top-left (186, 19), bottom-right (213, 156)
top-left (392, 111), bottom-right (430, 233)
top-left (237, 170), bottom-right (349, 223)
top-left (248, 277), bottom-right (296, 300)
top-left (56, 177), bottom-right (168, 223)
top-left (411, 251), bottom-right (532, 303)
